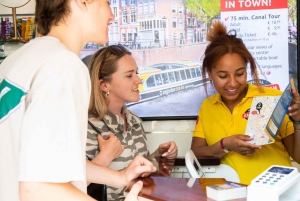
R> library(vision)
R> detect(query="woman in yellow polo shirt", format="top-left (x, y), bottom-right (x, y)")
top-left (191, 21), bottom-right (300, 185)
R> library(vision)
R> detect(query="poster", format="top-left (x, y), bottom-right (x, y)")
top-left (221, 0), bottom-right (289, 90)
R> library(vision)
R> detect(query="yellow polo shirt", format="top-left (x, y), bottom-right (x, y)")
top-left (193, 84), bottom-right (294, 184)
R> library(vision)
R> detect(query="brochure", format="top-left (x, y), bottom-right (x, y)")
top-left (206, 182), bottom-right (247, 201)
top-left (245, 79), bottom-right (295, 145)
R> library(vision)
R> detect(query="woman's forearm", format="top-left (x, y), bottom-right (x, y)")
top-left (191, 137), bottom-right (227, 159)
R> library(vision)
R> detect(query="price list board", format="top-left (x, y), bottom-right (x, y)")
top-left (220, 0), bottom-right (288, 90)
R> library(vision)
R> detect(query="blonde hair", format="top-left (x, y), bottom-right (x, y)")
top-left (88, 45), bottom-right (131, 120)
top-left (202, 21), bottom-right (263, 95)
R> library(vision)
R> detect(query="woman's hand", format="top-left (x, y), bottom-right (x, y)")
top-left (288, 88), bottom-right (300, 122)
top-left (157, 141), bottom-right (178, 159)
top-left (223, 135), bottom-right (261, 156)
top-left (91, 134), bottom-right (124, 166)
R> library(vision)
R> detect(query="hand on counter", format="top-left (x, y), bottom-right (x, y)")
top-left (126, 177), bottom-right (157, 196)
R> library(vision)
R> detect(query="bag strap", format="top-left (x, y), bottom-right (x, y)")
top-left (88, 120), bottom-right (102, 135)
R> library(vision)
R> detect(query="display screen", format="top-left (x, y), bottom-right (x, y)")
top-left (80, 0), bottom-right (298, 120)
top-left (268, 166), bottom-right (294, 174)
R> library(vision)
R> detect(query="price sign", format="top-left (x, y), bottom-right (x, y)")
top-left (220, 0), bottom-right (288, 90)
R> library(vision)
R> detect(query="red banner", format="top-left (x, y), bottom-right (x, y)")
top-left (221, 0), bottom-right (287, 12)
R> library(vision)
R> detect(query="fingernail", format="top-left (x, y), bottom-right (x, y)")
top-left (163, 166), bottom-right (167, 169)
top-left (162, 153), bottom-right (167, 157)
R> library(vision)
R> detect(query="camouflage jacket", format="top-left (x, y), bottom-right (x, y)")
top-left (86, 106), bottom-right (149, 201)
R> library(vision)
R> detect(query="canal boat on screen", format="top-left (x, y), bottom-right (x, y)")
top-left (126, 60), bottom-right (208, 106)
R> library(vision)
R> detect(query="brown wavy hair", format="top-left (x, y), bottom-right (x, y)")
top-left (35, 0), bottom-right (71, 35)
top-left (88, 45), bottom-right (132, 120)
top-left (202, 21), bottom-right (263, 96)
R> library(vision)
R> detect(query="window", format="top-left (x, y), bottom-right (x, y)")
top-left (162, 73), bottom-right (169, 84)
top-left (141, 21), bottom-right (145, 30)
top-left (163, 19), bottom-right (166, 28)
top-left (187, 18), bottom-right (191, 26)
top-left (173, 32), bottom-right (177, 45)
top-left (190, 68), bottom-right (196, 78)
top-left (172, 17), bottom-right (177, 28)
top-left (150, 0), bottom-right (155, 13)
top-left (195, 68), bottom-right (201, 77)
top-left (138, 2), bottom-right (143, 14)
top-left (179, 18), bottom-right (183, 29)
top-left (122, 10), bottom-right (128, 24)
top-left (128, 33), bottom-right (133, 41)
top-left (180, 33), bottom-right (184, 44)
top-left (122, 0), bottom-right (128, 6)
top-left (154, 30), bottom-right (159, 43)
top-left (122, 33), bottom-right (126, 42)
top-left (155, 74), bottom-right (162, 85)
top-left (178, 4), bottom-right (183, 14)
top-left (185, 69), bottom-right (191, 79)
top-left (130, 9), bottom-right (136, 23)
top-left (112, 0), bottom-right (116, 4)
top-left (172, 3), bottom-right (177, 13)
top-left (130, 0), bottom-right (136, 5)
top-left (187, 29), bottom-right (194, 42)
top-left (174, 71), bottom-right (181, 81)
top-left (180, 70), bottom-right (186, 80)
top-left (113, 7), bottom-right (117, 18)
top-left (146, 76), bottom-right (156, 88)
top-left (168, 72), bottom-right (175, 83)
top-left (144, 2), bottom-right (149, 14)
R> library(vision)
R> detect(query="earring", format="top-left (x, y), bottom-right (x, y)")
top-left (105, 91), bottom-right (109, 97)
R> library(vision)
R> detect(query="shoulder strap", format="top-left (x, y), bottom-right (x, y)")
top-left (88, 120), bottom-right (102, 135)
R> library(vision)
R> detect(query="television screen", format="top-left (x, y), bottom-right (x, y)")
top-left (80, 0), bottom-right (298, 120)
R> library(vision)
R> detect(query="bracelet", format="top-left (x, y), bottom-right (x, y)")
top-left (220, 138), bottom-right (225, 149)
top-left (220, 138), bottom-right (231, 153)
top-left (289, 116), bottom-right (300, 125)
